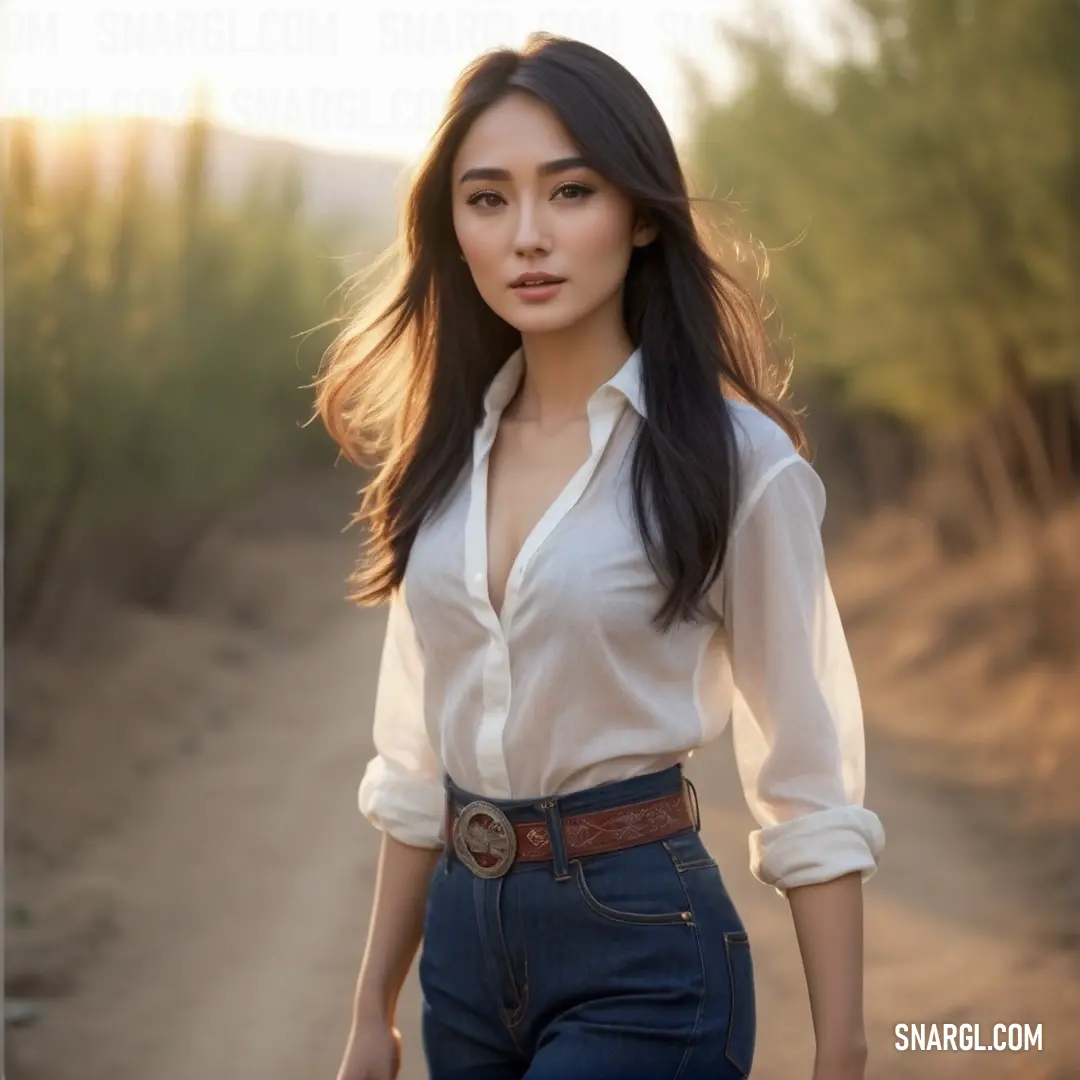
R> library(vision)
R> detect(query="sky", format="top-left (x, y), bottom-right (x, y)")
top-left (1, 0), bottom-right (856, 161)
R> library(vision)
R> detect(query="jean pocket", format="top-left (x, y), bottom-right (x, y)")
top-left (723, 930), bottom-right (756, 1078)
top-left (662, 828), bottom-right (718, 872)
top-left (571, 854), bottom-right (694, 926)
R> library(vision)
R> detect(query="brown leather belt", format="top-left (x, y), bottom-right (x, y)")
top-left (446, 786), bottom-right (697, 879)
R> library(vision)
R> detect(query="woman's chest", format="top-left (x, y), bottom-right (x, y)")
top-left (406, 430), bottom-right (663, 641)
top-left (485, 419), bottom-right (592, 618)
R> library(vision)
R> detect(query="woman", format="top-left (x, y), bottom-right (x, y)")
top-left (316, 32), bottom-right (885, 1080)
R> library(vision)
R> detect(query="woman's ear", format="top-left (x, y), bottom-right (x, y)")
top-left (632, 213), bottom-right (659, 248)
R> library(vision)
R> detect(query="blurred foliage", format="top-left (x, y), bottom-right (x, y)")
top-left (4, 114), bottom-right (349, 636)
top-left (686, 0), bottom-right (1079, 530)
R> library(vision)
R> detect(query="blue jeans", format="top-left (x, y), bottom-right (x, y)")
top-left (420, 765), bottom-right (757, 1079)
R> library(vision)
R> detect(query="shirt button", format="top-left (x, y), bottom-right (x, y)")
top-left (474, 573), bottom-right (483, 585)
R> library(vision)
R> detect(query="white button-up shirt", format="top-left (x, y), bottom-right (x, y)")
top-left (358, 345), bottom-right (885, 894)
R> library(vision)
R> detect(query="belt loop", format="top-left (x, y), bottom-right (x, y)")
top-left (443, 784), bottom-right (455, 872)
top-left (540, 797), bottom-right (571, 881)
top-left (684, 776), bottom-right (701, 832)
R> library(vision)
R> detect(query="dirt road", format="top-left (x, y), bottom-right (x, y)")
top-left (7, 476), bottom-right (1080, 1079)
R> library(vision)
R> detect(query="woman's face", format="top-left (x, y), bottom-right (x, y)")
top-left (451, 91), bottom-right (655, 336)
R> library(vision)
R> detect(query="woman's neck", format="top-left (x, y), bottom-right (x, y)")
top-left (509, 316), bottom-right (635, 429)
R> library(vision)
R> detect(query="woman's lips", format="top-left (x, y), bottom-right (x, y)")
top-left (511, 279), bottom-right (565, 302)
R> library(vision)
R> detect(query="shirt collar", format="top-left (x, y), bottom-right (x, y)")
top-left (605, 346), bottom-right (647, 419)
top-left (481, 345), bottom-right (647, 425)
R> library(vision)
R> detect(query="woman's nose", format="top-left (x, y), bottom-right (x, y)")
top-left (513, 201), bottom-right (551, 255)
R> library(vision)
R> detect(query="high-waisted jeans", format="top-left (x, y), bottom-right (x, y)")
top-left (419, 764), bottom-right (757, 1079)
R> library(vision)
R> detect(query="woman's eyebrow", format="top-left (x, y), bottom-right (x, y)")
top-left (458, 156), bottom-right (587, 184)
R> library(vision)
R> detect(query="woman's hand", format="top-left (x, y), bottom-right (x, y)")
top-left (335, 1020), bottom-right (403, 1080)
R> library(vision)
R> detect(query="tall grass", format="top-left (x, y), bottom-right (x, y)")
top-left (5, 115), bottom-right (349, 639)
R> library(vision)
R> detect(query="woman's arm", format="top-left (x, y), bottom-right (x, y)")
top-left (788, 872), bottom-right (869, 1078)
top-left (341, 582), bottom-right (446, 1077)
top-left (718, 447), bottom-right (885, 1076)
top-left (353, 833), bottom-right (442, 1025)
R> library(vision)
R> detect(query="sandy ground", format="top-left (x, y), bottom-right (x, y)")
top-left (5, 468), bottom-right (1080, 1080)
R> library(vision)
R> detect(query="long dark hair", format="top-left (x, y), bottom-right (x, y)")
top-left (314, 32), bottom-right (805, 630)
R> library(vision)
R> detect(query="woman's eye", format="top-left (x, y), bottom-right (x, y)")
top-left (466, 183), bottom-right (593, 208)
top-left (554, 182), bottom-right (593, 200)
top-left (466, 190), bottom-right (504, 208)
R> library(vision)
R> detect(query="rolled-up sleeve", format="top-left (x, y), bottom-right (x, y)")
top-left (357, 582), bottom-right (446, 850)
top-left (721, 453), bottom-right (885, 896)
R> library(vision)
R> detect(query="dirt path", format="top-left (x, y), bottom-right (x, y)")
top-left (7, 477), bottom-right (1080, 1080)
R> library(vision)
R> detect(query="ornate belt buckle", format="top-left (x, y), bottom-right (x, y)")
top-left (453, 800), bottom-right (518, 879)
